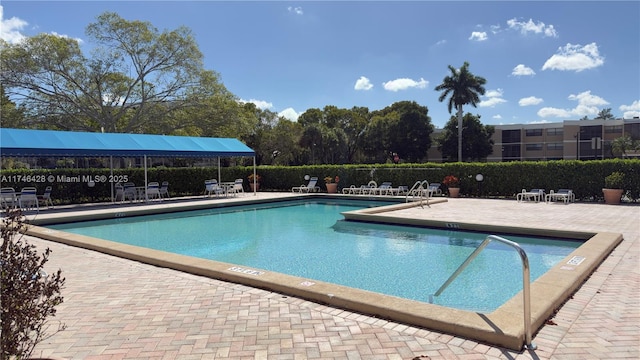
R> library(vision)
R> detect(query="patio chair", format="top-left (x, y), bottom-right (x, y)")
top-left (292, 176), bottom-right (320, 193)
top-left (228, 178), bottom-right (244, 196)
top-left (361, 181), bottom-right (378, 195)
top-left (205, 179), bottom-right (224, 197)
top-left (19, 187), bottom-right (39, 211)
top-left (159, 181), bottom-right (170, 199)
top-left (38, 186), bottom-right (54, 208)
top-left (114, 183), bottom-right (125, 202)
top-left (123, 182), bottom-right (138, 202)
top-left (375, 182), bottom-right (394, 195)
top-left (0, 187), bottom-right (18, 209)
top-left (146, 182), bottom-right (162, 201)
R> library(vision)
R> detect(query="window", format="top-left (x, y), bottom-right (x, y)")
top-left (547, 128), bottom-right (563, 136)
top-left (502, 129), bottom-right (521, 143)
top-left (526, 143), bottom-right (543, 151)
top-left (605, 125), bottom-right (622, 134)
top-left (547, 143), bottom-right (563, 150)
top-left (525, 129), bottom-right (543, 137)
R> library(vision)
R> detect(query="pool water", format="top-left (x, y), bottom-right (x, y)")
top-left (48, 199), bottom-right (581, 312)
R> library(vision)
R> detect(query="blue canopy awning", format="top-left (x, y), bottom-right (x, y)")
top-left (0, 128), bottom-right (255, 158)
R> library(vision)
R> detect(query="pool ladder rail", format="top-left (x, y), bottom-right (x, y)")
top-left (428, 235), bottom-right (537, 350)
top-left (405, 180), bottom-right (431, 208)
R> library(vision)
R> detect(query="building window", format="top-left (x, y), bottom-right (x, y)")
top-left (525, 129), bottom-right (543, 136)
top-left (502, 129), bottom-right (521, 143)
top-left (547, 128), bottom-right (563, 136)
top-left (526, 143), bottom-right (543, 151)
top-left (547, 143), bottom-right (563, 150)
top-left (605, 125), bottom-right (622, 133)
top-left (502, 144), bottom-right (520, 159)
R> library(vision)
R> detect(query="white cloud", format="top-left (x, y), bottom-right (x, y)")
top-left (492, 114), bottom-right (502, 119)
top-left (619, 100), bottom-right (640, 119)
top-left (469, 31), bottom-right (488, 41)
top-left (287, 6), bottom-right (303, 15)
top-left (479, 88), bottom-right (507, 107)
top-left (240, 98), bottom-right (273, 110)
top-left (512, 64), bottom-right (536, 76)
top-left (542, 43), bottom-right (604, 72)
top-left (354, 76), bottom-right (373, 91)
top-left (435, 39), bottom-right (447, 46)
top-left (537, 90), bottom-right (609, 118)
top-left (507, 18), bottom-right (558, 37)
top-left (519, 96), bottom-right (543, 106)
top-left (0, 5), bottom-right (28, 44)
top-left (278, 107), bottom-right (300, 122)
top-left (382, 77), bottom-right (428, 92)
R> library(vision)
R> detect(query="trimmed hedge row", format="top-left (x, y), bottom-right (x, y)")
top-left (1, 159), bottom-right (638, 204)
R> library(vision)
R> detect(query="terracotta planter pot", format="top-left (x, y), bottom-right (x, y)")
top-left (448, 187), bottom-right (460, 198)
top-left (602, 188), bottom-right (623, 204)
top-left (249, 183), bottom-right (260, 192)
top-left (326, 183), bottom-right (338, 193)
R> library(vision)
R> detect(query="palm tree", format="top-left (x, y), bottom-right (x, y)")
top-left (435, 61), bottom-right (487, 162)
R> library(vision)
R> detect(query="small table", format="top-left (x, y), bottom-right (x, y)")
top-left (219, 182), bottom-right (236, 197)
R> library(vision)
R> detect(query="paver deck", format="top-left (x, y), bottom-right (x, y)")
top-left (20, 194), bottom-right (640, 359)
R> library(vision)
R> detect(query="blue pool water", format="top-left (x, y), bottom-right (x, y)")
top-left (48, 199), bottom-right (580, 312)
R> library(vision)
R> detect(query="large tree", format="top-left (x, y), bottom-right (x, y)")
top-left (435, 61), bottom-right (487, 162)
top-left (0, 12), bottom-right (231, 134)
top-left (438, 113), bottom-right (494, 162)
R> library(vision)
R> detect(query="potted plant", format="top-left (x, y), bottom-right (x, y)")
top-left (248, 173), bottom-right (261, 192)
top-left (443, 175), bottom-right (460, 198)
top-left (603, 171), bottom-right (624, 204)
top-left (324, 176), bottom-right (340, 193)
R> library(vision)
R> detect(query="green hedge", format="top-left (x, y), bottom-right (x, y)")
top-left (1, 159), bottom-right (638, 205)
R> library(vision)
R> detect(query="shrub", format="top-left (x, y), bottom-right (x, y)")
top-left (604, 171), bottom-right (625, 189)
top-left (1, 209), bottom-right (66, 359)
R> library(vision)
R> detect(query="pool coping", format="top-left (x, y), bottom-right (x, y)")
top-left (22, 196), bottom-right (622, 351)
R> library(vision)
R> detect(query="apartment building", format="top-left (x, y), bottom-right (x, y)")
top-left (428, 118), bottom-right (640, 162)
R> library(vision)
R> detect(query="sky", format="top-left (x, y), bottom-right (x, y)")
top-left (1, 1), bottom-right (639, 128)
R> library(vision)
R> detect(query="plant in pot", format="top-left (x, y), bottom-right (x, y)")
top-left (247, 174), bottom-right (261, 192)
top-left (443, 175), bottom-right (460, 198)
top-left (603, 171), bottom-right (625, 204)
top-left (324, 176), bottom-right (339, 193)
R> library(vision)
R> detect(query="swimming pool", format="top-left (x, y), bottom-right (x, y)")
top-left (47, 199), bottom-right (580, 313)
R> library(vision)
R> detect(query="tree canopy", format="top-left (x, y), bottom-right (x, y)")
top-left (435, 61), bottom-right (487, 162)
top-left (437, 113), bottom-right (494, 162)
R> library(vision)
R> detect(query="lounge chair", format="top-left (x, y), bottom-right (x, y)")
top-left (38, 186), bottom-right (54, 208)
top-left (18, 187), bottom-right (39, 211)
top-left (517, 188), bottom-right (545, 202)
top-left (0, 187), bottom-right (18, 209)
top-left (205, 179), bottom-right (224, 197)
top-left (159, 181), bottom-right (170, 199)
top-left (292, 177), bottom-right (320, 193)
top-left (361, 181), bottom-right (378, 195)
top-left (375, 182), bottom-right (393, 195)
top-left (546, 189), bottom-right (575, 204)
top-left (428, 183), bottom-right (442, 196)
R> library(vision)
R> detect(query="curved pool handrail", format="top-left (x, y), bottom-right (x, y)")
top-left (429, 235), bottom-right (536, 350)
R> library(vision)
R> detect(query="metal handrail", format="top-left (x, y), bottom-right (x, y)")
top-left (405, 180), bottom-right (430, 207)
top-left (428, 235), bottom-right (536, 350)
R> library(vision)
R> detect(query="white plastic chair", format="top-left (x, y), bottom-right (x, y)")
top-left (0, 187), bottom-right (18, 209)
top-left (38, 186), bottom-right (54, 208)
top-left (147, 182), bottom-right (161, 201)
top-left (230, 178), bottom-right (244, 196)
top-left (159, 181), bottom-right (170, 198)
top-left (205, 179), bottom-right (224, 197)
top-left (19, 187), bottom-right (39, 211)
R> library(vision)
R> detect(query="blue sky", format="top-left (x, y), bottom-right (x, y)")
top-left (1, 1), bottom-right (639, 128)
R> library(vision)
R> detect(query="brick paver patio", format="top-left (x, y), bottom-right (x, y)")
top-left (23, 195), bottom-right (640, 359)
